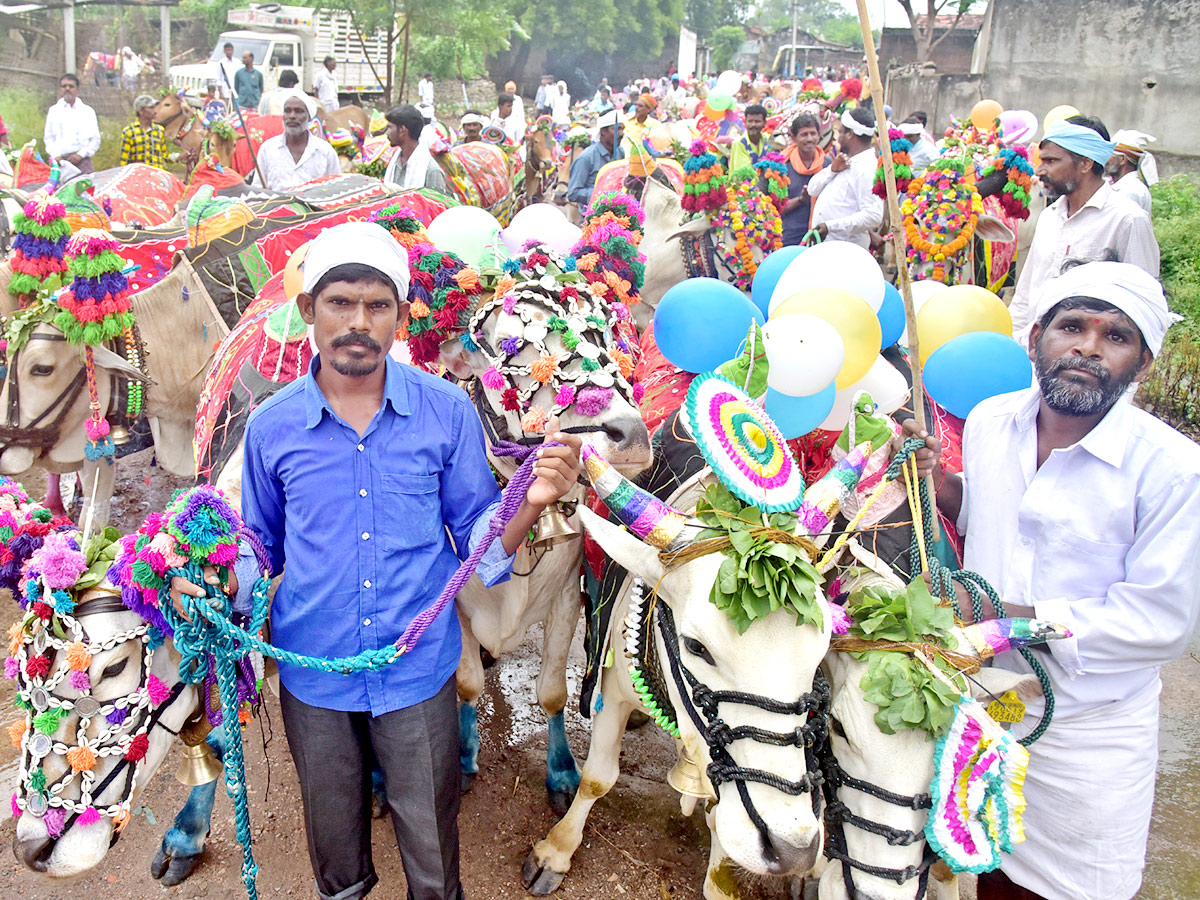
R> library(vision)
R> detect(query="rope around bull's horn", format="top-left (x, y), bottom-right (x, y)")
top-left (158, 441), bottom-right (555, 900)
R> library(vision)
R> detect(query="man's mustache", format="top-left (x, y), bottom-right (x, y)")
top-left (1046, 355), bottom-right (1110, 386)
top-left (332, 333), bottom-right (382, 352)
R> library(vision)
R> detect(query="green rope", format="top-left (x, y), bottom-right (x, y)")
top-left (889, 437), bottom-right (1055, 745)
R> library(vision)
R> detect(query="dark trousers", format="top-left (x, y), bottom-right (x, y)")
top-left (280, 677), bottom-right (464, 900)
top-left (977, 870), bottom-right (1049, 900)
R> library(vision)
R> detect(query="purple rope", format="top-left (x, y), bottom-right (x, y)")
top-left (392, 442), bottom-right (560, 653)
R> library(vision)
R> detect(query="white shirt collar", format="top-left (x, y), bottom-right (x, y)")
top-left (1011, 384), bottom-right (1132, 469)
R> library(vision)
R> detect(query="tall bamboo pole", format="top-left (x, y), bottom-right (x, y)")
top-left (853, 0), bottom-right (940, 542)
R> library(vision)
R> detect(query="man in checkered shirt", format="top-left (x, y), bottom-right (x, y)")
top-left (118, 95), bottom-right (169, 169)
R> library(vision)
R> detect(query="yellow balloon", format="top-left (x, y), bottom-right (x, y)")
top-left (283, 242), bottom-right (311, 299)
top-left (915, 284), bottom-right (1013, 366)
top-left (772, 288), bottom-right (882, 388)
top-left (1042, 104), bottom-right (1080, 135)
top-left (970, 99), bottom-right (1003, 131)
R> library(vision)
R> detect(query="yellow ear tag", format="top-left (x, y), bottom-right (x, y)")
top-left (987, 690), bottom-right (1025, 724)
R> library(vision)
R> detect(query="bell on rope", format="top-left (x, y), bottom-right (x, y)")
top-left (667, 745), bottom-right (715, 800)
top-left (108, 424), bottom-right (132, 446)
top-left (176, 741), bottom-right (224, 786)
top-left (529, 503), bottom-right (579, 548)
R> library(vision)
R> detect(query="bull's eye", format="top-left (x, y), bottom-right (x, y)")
top-left (829, 715), bottom-right (847, 739)
top-left (682, 636), bottom-right (715, 666)
top-left (100, 658), bottom-right (128, 680)
top-left (31, 364), bottom-right (54, 377)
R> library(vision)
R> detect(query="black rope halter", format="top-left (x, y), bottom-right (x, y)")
top-left (0, 332), bottom-right (88, 455)
top-left (654, 599), bottom-right (830, 853)
top-left (821, 749), bottom-right (936, 898)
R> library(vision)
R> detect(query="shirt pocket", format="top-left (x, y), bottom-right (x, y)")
top-left (1036, 524), bottom-right (1128, 599)
top-left (380, 472), bottom-right (443, 552)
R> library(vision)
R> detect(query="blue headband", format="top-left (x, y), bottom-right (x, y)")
top-left (1041, 121), bottom-right (1117, 165)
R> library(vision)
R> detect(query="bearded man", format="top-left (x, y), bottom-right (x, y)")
top-left (1009, 115), bottom-right (1158, 337)
top-left (908, 261), bottom-right (1200, 900)
top-left (255, 93), bottom-right (340, 191)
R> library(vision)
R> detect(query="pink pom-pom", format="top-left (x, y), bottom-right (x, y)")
top-left (77, 806), bottom-right (101, 826)
top-left (4, 657), bottom-right (18, 680)
top-left (146, 673), bottom-right (170, 706)
top-left (632, 383), bottom-right (645, 403)
top-left (85, 417), bottom-right (111, 441)
top-left (43, 807), bottom-right (65, 838)
top-left (574, 387), bottom-right (614, 418)
top-left (481, 366), bottom-right (505, 390)
top-left (554, 384), bottom-right (576, 407)
top-left (207, 542), bottom-right (237, 566)
top-left (69, 670), bottom-right (91, 692)
top-left (830, 604), bottom-right (851, 635)
top-left (10, 794), bottom-right (19, 819)
top-left (502, 294), bottom-right (518, 315)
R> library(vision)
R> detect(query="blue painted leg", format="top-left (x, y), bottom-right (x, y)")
top-left (458, 702), bottom-right (480, 793)
top-left (151, 724), bottom-right (227, 885)
top-left (544, 710), bottom-right (580, 816)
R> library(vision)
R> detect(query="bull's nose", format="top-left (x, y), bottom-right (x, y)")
top-left (13, 833), bottom-right (55, 872)
top-left (760, 830), bottom-right (821, 876)
top-left (600, 413), bottom-right (649, 454)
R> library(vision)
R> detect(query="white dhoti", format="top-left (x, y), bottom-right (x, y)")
top-left (1002, 677), bottom-right (1160, 900)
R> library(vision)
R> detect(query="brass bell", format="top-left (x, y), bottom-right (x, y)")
top-left (530, 503), bottom-right (579, 548)
top-left (176, 741), bottom-right (224, 786)
top-left (667, 747), bottom-right (715, 800)
top-left (108, 424), bottom-right (132, 446)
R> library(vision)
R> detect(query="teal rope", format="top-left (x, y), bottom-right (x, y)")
top-left (888, 436), bottom-right (1055, 745)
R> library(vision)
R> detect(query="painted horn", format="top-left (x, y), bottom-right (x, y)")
top-left (960, 618), bottom-right (1073, 661)
top-left (795, 442), bottom-right (870, 538)
top-left (582, 444), bottom-right (688, 552)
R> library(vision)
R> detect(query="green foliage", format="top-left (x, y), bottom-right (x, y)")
top-left (747, 0), bottom-right (866, 47)
top-left (859, 650), bottom-right (960, 736)
top-left (711, 25), bottom-right (748, 72)
top-left (75, 528), bottom-right (122, 592)
top-left (687, 0), bottom-right (747, 39)
top-left (181, 0), bottom-right (245, 45)
top-left (511, 0), bottom-right (684, 60)
top-left (694, 482), bottom-right (824, 634)
top-left (847, 579), bottom-right (957, 646)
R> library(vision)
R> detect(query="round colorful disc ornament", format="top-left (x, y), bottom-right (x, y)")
top-left (683, 373), bottom-right (805, 512)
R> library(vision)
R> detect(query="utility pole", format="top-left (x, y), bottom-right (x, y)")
top-left (161, 4), bottom-right (171, 86)
top-left (790, 0), bottom-right (798, 77)
top-left (63, 0), bottom-right (76, 74)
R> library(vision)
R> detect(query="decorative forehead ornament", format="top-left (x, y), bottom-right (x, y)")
top-left (682, 373), bottom-right (806, 513)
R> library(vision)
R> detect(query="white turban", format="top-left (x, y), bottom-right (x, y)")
top-left (1111, 129), bottom-right (1159, 186)
top-left (1031, 261), bottom-right (1180, 356)
top-left (898, 121), bottom-right (924, 137)
top-left (279, 88), bottom-right (319, 120)
top-left (596, 110), bottom-right (621, 130)
top-left (460, 112), bottom-right (486, 127)
top-left (301, 222), bottom-right (411, 302)
top-left (840, 108), bottom-right (875, 137)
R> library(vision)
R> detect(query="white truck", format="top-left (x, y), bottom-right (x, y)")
top-left (170, 4), bottom-right (391, 99)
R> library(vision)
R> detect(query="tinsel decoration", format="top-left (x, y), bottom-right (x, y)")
top-left (573, 191), bottom-right (647, 309)
top-left (754, 151), bottom-right (791, 211)
top-left (982, 146), bottom-right (1035, 221)
top-left (7, 186), bottom-right (71, 309)
top-left (682, 139), bottom-right (727, 213)
top-left (874, 127), bottom-right (914, 198)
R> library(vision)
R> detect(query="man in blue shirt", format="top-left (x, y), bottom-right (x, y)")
top-left (566, 110), bottom-right (624, 216)
top-left (233, 51), bottom-right (264, 111)
top-left (174, 222), bottom-right (582, 900)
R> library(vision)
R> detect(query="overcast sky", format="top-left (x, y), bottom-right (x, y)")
top-left (834, 0), bottom-right (922, 28)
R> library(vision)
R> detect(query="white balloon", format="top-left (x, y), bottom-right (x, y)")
top-left (761, 314), bottom-right (845, 397)
top-left (899, 279), bottom-right (950, 346)
top-left (716, 70), bottom-right (742, 94)
top-left (767, 242), bottom-right (886, 314)
top-left (501, 203), bottom-right (581, 255)
top-left (818, 356), bottom-right (911, 431)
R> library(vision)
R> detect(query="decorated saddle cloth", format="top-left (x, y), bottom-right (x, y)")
top-left (90, 164), bottom-right (186, 227)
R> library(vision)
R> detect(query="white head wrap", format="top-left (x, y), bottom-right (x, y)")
top-left (280, 89), bottom-right (319, 120)
top-left (898, 121), bottom-right (924, 137)
top-left (596, 110), bottom-right (620, 130)
top-left (1111, 129), bottom-right (1159, 186)
top-left (301, 222), bottom-right (411, 302)
top-left (460, 112), bottom-right (486, 127)
top-left (1031, 261), bottom-right (1180, 356)
top-left (840, 108), bottom-right (875, 137)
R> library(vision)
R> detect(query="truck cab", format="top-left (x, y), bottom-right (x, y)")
top-left (170, 30), bottom-right (303, 95)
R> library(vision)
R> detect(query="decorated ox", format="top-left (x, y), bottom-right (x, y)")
top-left (153, 92), bottom-right (236, 172)
top-left (438, 140), bottom-right (520, 225)
top-left (522, 119), bottom-right (559, 204)
top-left (523, 422), bottom-right (863, 899)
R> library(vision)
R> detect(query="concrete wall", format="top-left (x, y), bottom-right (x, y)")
top-left (888, 0), bottom-right (1200, 176)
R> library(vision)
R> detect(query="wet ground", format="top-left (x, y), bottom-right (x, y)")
top-left (0, 451), bottom-right (1196, 899)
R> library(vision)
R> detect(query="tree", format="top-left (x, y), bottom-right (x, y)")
top-left (711, 24), bottom-right (747, 71)
top-left (686, 0), bottom-right (746, 40)
top-left (894, 0), bottom-right (981, 65)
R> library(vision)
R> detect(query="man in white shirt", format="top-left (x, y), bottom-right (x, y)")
top-left (1009, 116), bottom-right (1158, 338)
top-left (418, 73), bottom-right (434, 108)
top-left (120, 46), bottom-right (143, 92)
top-left (1105, 129), bottom-right (1157, 216)
top-left (255, 94), bottom-right (340, 192)
top-left (488, 92), bottom-right (525, 145)
top-left (44, 73), bottom-right (101, 175)
top-left (213, 42), bottom-right (239, 105)
top-left (382, 103), bottom-right (447, 193)
top-left (259, 69), bottom-right (303, 116)
top-left (807, 106), bottom-right (884, 248)
top-left (909, 261), bottom-right (1199, 900)
top-left (315, 56), bottom-right (339, 112)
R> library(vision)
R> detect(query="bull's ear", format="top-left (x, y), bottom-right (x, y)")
top-left (665, 216), bottom-right (711, 244)
top-left (87, 344), bottom-right (153, 383)
top-left (579, 506), bottom-right (665, 585)
top-left (438, 337), bottom-right (477, 380)
top-left (968, 667), bottom-right (1042, 704)
top-left (975, 214), bottom-right (1015, 243)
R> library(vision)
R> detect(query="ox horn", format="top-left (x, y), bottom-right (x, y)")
top-left (582, 445), bottom-right (688, 552)
top-left (959, 618), bottom-right (1072, 661)
top-left (794, 442), bottom-right (871, 538)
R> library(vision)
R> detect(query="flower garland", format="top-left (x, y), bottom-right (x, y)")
top-left (7, 189), bottom-right (71, 309)
top-left (981, 146), bottom-right (1035, 221)
top-left (900, 159), bottom-right (984, 283)
top-left (682, 139), bottom-right (727, 213)
top-left (753, 151), bottom-right (790, 211)
top-left (573, 191), bottom-right (647, 308)
top-left (873, 127), bottom-right (914, 198)
top-left (710, 179), bottom-right (783, 291)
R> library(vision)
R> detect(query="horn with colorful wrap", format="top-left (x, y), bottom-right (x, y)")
top-left (582, 444), bottom-right (688, 551)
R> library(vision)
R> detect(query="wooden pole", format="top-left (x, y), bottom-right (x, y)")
top-left (853, 0), bottom-right (940, 543)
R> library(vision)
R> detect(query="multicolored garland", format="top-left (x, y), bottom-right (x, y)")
top-left (900, 158), bottom-right (984, 283)
top-left (7, 186), bottom-right (71, 309)
top-left (981, 146), bottom-right (1035, 221)
top-left (573, 191), bottom-right (647, 309)
top-left (710, 179), bottom-right (783, 290)
top-left (682, 139), bottom-right (727, 213)
top-left (873, 126), bottom-right (914, 198)
top-left (753, 151), bottom-right (790, 211)
top-left (0, 478), bottom-right (73, 601)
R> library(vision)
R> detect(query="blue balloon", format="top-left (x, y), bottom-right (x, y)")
top-left (654, 277), bottom-right (765, 374)
top-left (750, 246), bottom-right (805, 319)
top-left (877, 283), bottom-right (906, 349)
top-left (764, 383), bottom-right (837, 440)
top-left (924, 332), bottom-right (1034, 419)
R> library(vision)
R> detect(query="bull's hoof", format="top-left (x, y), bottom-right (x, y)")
top-left (151, 847), bottom-right (204, 886)
top-left (522, 851), bottom-right (566, 895)
top-left (546, 786), bottom-right (574, 817)
top-left (461, 771), bottom-right (477, 794)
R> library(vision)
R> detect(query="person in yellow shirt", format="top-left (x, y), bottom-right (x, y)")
top-left (728, 103), bottom-right (768, 177)
top-left (621, 93), bottom-right (667, 196)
